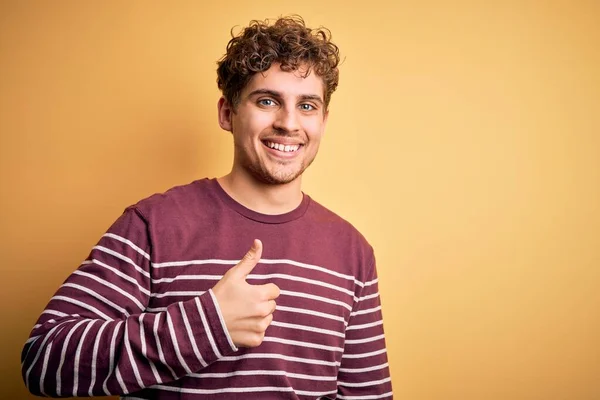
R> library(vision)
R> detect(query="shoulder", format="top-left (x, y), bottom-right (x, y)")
top-left (128, 178), bottom-right (215, 221)
top-left (308, 196), bottom-right (369, 239)
top-left (305, 195), bottom-right (375, 269)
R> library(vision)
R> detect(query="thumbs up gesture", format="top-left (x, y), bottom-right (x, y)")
top-left (212, 239), bottom-right (280, 348)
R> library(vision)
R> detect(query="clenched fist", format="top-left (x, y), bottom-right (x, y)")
top-left (212, 239), bottom-right (280, 348)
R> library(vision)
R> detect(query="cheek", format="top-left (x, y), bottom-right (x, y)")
top-left (250, 112), bottom-right (274, 129)
top-left (304, 120), bottom-right (325, 141)
top-left (237, 114), bottom-right (272, 140)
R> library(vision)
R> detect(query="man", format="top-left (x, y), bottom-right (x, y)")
top-left (21, 16), bottom-right (393, 399)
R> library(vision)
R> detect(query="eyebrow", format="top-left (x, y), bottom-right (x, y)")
top-left (247, 89), bottom-right (324, 105)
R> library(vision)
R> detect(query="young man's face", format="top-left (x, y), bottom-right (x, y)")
top-left (218, 63), bottom-right (329, 185)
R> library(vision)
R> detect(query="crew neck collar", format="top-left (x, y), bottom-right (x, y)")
top-left (208, 178), bottom-right (310, 224)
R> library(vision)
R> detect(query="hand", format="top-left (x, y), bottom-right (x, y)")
top-left (211, 239), bottom-right (280, 348)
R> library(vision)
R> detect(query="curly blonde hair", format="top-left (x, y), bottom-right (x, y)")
top-left (217, 16), bottom-right (340, 109)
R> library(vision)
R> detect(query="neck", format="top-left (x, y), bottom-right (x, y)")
top-left (217, 169), bottom-right (303, 215)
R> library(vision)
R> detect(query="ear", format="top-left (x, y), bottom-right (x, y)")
top-left (217, 96), bottom-right (233, 132)
top-left (322, 109), bottom-right (329, 135)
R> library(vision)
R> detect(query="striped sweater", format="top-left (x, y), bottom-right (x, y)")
top-left (22, 178), bottom-right (393, 399)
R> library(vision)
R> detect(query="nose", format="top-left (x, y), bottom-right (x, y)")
top-left (273, 107), bottom-right (300, 133)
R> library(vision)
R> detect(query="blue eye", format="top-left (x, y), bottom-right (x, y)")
top-left (258, 99), bottom-right (276, 107)
top-left (300, 103), bottom-right (315, 111)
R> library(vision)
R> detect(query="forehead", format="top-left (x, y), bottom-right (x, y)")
top-left (242, 63), bottom-right (325, 99)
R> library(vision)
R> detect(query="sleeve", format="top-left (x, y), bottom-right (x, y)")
top-left (21, 207), bottom-right (238, 397)
top-left (337, 253), bottom-right (393, 399)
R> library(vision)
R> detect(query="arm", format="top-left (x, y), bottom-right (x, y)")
top-left (337, 255), bottom-right (393, 399)
top-left (21, 207), bottom-right (238, 397)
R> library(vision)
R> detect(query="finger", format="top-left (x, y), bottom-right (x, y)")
top-left (255, 314), bottom-right (273, 333)
top-left (267, 300), bottom-right (277, 315)
top-left (256, 283), bottom-right (280, 300)
top-left (232, 239), bottom-right (263, 278)
top-left (256, 300), bottom-right (277, 317)
top-left (237, 316), bottom-right (273, 333)
top-left (264, 313), bottom-right (274, 329)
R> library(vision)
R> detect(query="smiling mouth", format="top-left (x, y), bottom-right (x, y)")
top-left (262, 140), bottom-right (303, 153)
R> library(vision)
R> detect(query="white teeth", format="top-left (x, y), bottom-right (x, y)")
top-left (265, 141), bottom-right (300, 153)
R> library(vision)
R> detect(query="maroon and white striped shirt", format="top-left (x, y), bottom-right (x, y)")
top-left (22, 178), bottom-right (393, 399)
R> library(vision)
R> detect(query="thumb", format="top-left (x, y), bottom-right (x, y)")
top-left (232, 239), bottom-right (263, 278)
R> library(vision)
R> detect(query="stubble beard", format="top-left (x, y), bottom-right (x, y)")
top-left (236, 144), bottom-right (316, 186)
top-left (245, 157), bottom-right (306, 185)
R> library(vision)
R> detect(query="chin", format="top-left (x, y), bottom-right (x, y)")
top-left (261, 172), bottom-right (302, 185)
top-left (251, 166), bottom-right (304, 185)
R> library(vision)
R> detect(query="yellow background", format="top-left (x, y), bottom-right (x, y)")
top-left (1, 1), bottom-right (599, 399)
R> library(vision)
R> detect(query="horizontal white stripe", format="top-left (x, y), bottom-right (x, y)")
top-left (152, 274), bottom-right (221, 284)
top-left (153, 384), bottom-right (294, 394)
top-left (154, 273), bottom-right (354, 297)
top-left (34, 311), bottom-right (80, 330)
top-left (339, 362), bottom-right (389, 373)
top-left (281, 290), bottom-right (352, 311)
top-left (149, 289), bottom-right (353, 312)
top-left (262, 336), bottom-right (344, 352)
top-left (40, 309), bottom-right (70, 318)
top-left (152, 257), bottom-right (361, 285)
top-left (50, 295), bottom-right (112, 320)
top-left (248, 273), bottom-right (355, 296)
top-left (34, 319), bottom-right (58, 329)
top-left (337, 391), bottom-right (393, 399)
top-left (346, 320), bottom-right (383, 331)
top-left (146, 304), bottom-right (349, 325)
top-left (345, 334), bottom-right (385, 344)
top-left (219, 352), bottom-right (340, 367)
top-left (294, 390), bottom-right (337, 399)
top-left (189, 369), bottom-right (336, 381)
top-left (82, 259), bottom-right (150, 296)
top-left (73, 270), bottom-right (145, 311)
top-left (153, 259), bottom-right (235, 268)
top-left (339, 377), bottom-right (391, 387)
top-left (150, 290), bottom-right (205, 298)
top-left (145, 306), bottom-right (167, 312)
top-left (297, 389), bottom-right (338, 396)
top-left (342, 348), bottom-right (387, 359)
top-left (276, 305), bottom-right (347, 325)
top-left (61, 283), bottom-right (129, 316)
top-left (270, 320), bottom-right (345, 338)
top-left (364, 278), bottom-right (378, 287)
top-left (94, 245), bottom-right (150, 279)
top-left (350, 305), bottom-right (381, 317)
top-left (260, 258), bottom-right (355, 282)
top-left (356, 292), bottom-right (379, 302)
top-left (103, 233), bottom-right (150, 260)
top-left (353, 277), bottom-right (378, 289)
